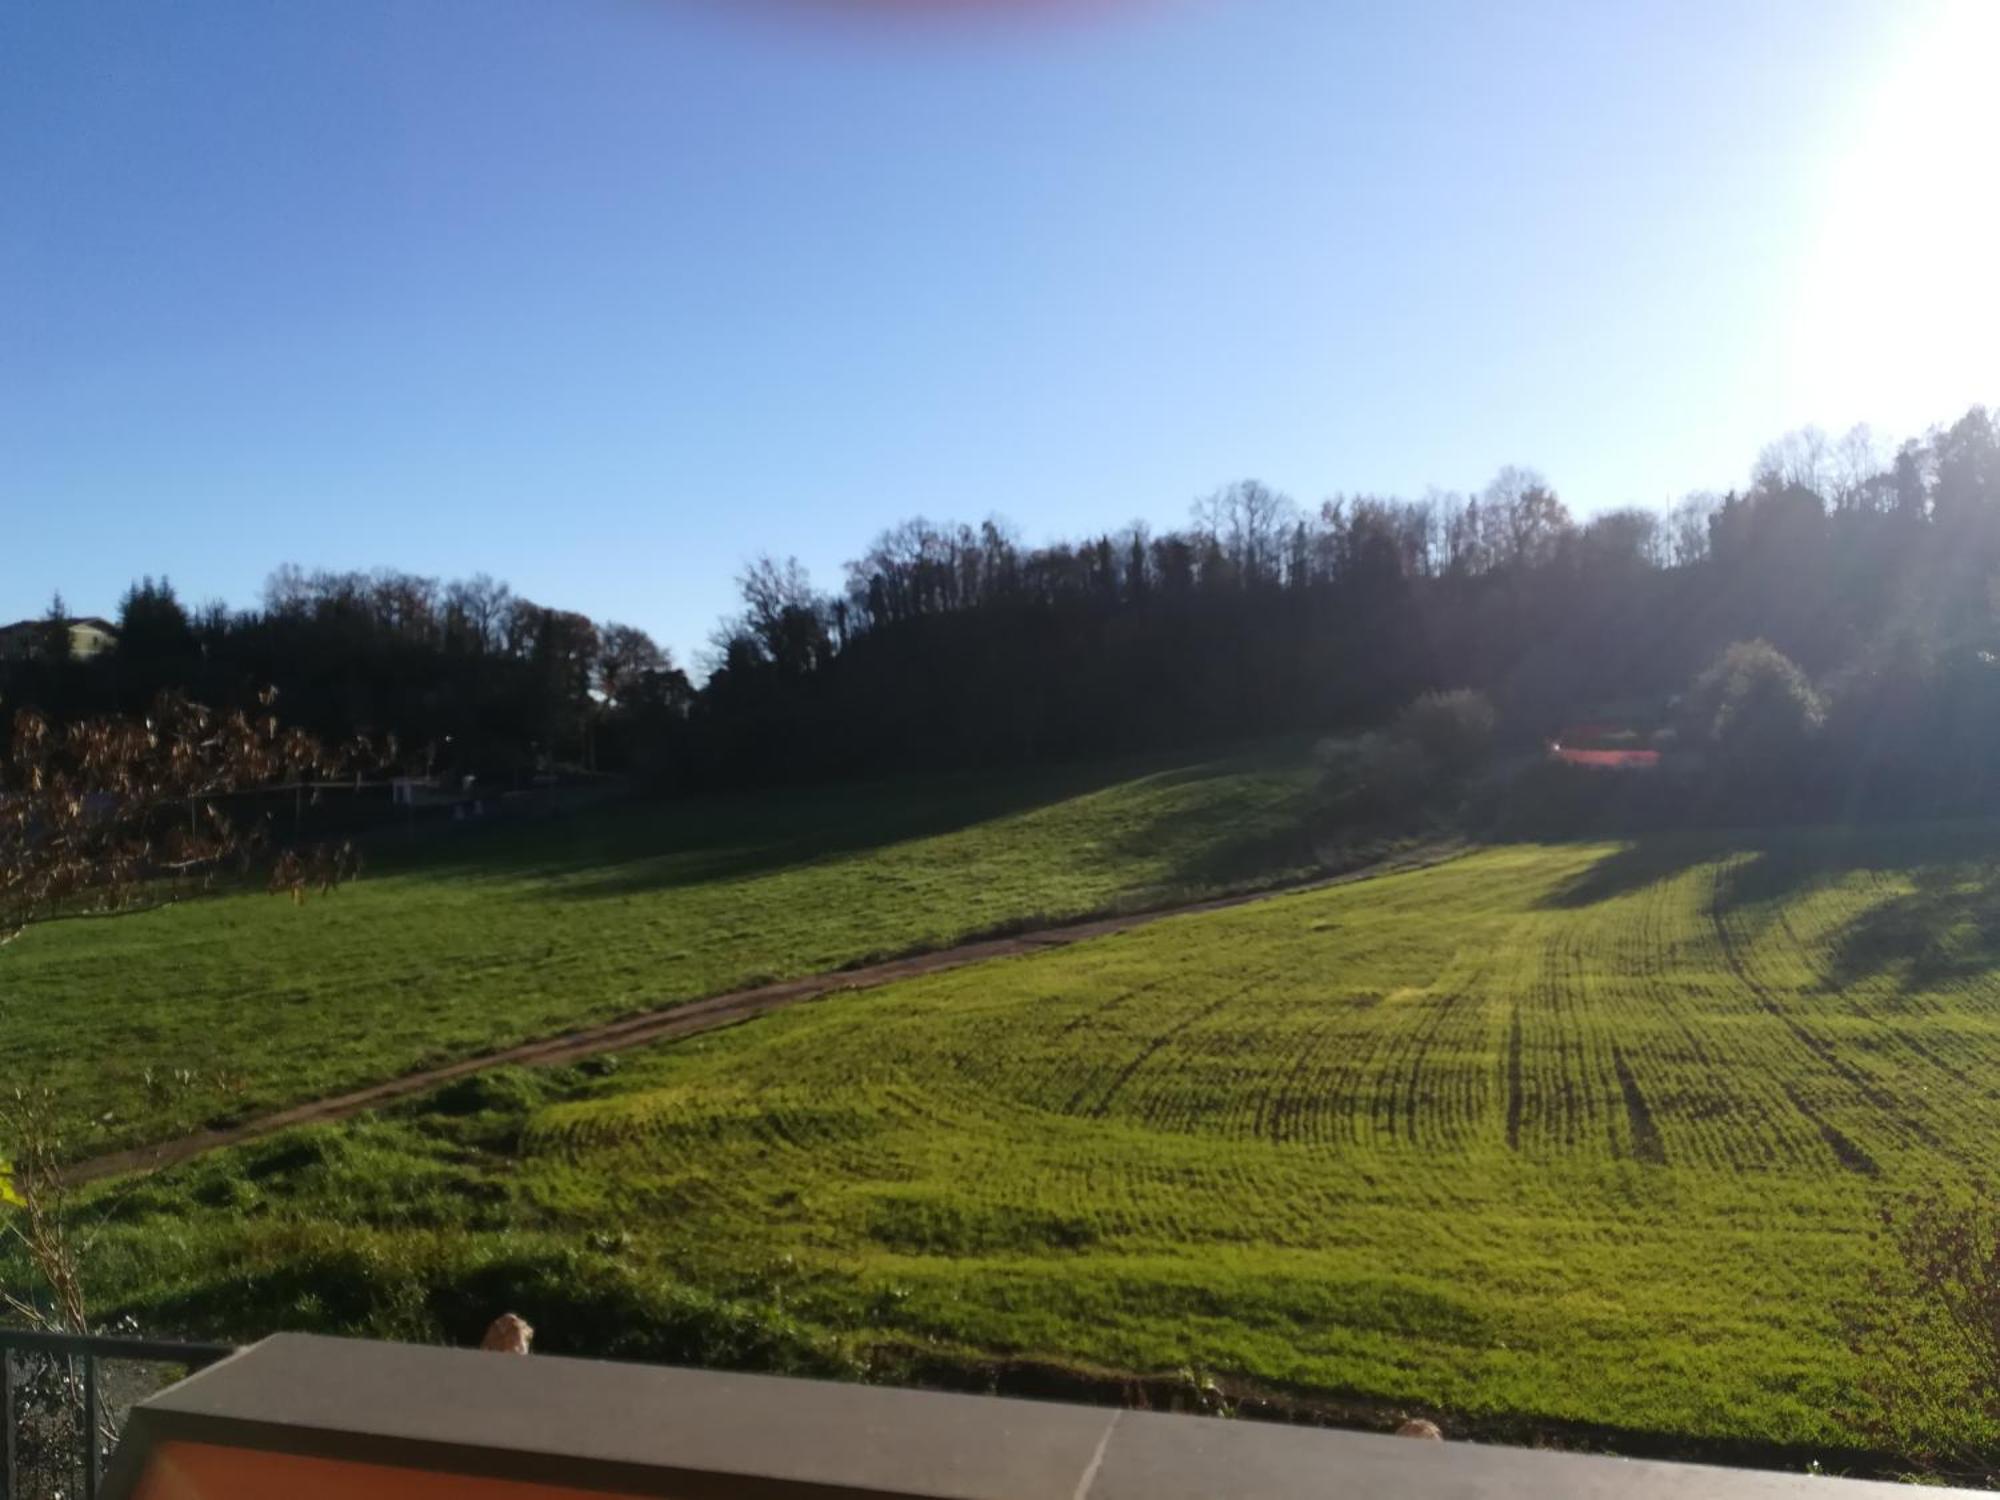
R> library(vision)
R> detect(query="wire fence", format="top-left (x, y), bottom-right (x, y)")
top-left (0, 1329), bottom-right (234, 1500)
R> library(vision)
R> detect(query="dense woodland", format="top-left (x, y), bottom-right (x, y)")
top-left (6, 405), bottom-right (2000, 819)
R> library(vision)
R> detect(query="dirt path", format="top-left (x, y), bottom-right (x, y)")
top-left (65, 843), bottom-right (1465, 1187)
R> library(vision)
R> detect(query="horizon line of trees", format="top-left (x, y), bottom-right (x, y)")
top-left (5, 403), bottom-right (1997, 805)
top-left (697, 405), bottom-right (2000, 797)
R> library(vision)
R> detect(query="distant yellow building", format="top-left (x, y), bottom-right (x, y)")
top-left (0, 615), bottom-right (120, 661)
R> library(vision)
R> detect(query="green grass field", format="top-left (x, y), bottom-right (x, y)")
top-left (0, 743), bottom-right (1317, 1152)
top-left (54, 819), bottom-right (2000, 1465)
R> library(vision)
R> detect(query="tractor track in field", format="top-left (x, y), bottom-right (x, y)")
top-left (64, 843), bottom-right (1468, 1187)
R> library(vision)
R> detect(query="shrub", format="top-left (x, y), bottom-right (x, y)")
top-left (1481, 758), bottom-right (1624, 838)
top-left (1682, 641), bottom-right (1823, 796)
top-left (1476, 755), bottom-right (1690, 839)
top-left (1315, 692), bottom-right (1499, 836)
top-left (1394, 690), bottom-right (1499, 778)
top-left (1313, 733), bottom-right (1436, 829)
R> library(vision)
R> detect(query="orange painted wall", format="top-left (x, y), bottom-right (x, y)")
top-left (131, 1439), bottom-right (648, 1500)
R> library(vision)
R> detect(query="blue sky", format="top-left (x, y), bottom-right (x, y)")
top-left (4, 0), bottom-right (1994, 665)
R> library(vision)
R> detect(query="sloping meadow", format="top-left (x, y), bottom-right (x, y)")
top-left (0, 741), bottom-right (1316, 1154)
top-left (57, 823), bottom-right (2000, 1464)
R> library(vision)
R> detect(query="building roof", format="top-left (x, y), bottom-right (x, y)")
top-left (102, 1333), bottom-right (1957, 1500)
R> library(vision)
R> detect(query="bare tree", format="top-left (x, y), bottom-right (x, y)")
top-left (1831, 423), bottom-right (1884, 511)
top-left (739, 556), bottom-right (816, 641)
top-left (442, 573), bottom-right (515, 655)
top-left (596, 624), bottom-right (670, 705)
top-left (1192, 481), bottom-right (1298, 587)
top-left (712, 557), bottom-right (831, 680)
top-left (261, 563), bottom-right (312, 618)
top-left (1752, 425), bottom-right (1833, 496)
top-left (1481, 466), bottom-right (1570, 569)
top-left (1427, 490), bottom-right (1479, 575)
top-left (1578, 508), bottom-right (1665, 571)
top-left (368, 570), bottom-right (442, 643)
top-left (0, 692), bottom-right (367, 945)
top-left (1666, 492), bottom-right (1719, 567)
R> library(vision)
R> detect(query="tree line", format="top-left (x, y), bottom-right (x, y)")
top-left (699, 404), bottom-right (2000, 817)
top-left (8, 569), bottom-right (693, 783)
top-left (6, 404), bottom-right (1998, 815)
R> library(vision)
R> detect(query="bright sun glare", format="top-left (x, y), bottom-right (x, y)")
top-left (1789, 0), bottom-right (2000, 433)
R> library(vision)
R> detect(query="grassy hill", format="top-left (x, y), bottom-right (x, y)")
top-left (0, 742), bottom-right (1317, 1152)
top-left (64, 820), bottom-right (2000, 1464)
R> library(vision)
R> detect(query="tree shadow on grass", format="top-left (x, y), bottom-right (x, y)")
top-left (1106, 805), bottom-right (1318, 900)
top-left (1534, 819), bottom-right (1995, 911)
top-left (1533, 832), bottom-right (1741, 910)
top-left (1532, 818), bottom-right (2000, 997)
top-left (374, 762), bottom-right (1135, 891)
top-left (1073, 743), bottom-right (1324, 898)
top-left (515, 739), bottom-right (1309, 905)
top-left (1825, 860), bottom-right (2000, 992)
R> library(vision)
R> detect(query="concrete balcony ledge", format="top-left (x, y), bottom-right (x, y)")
top-left (102, 1333), bottom-right (1966, 1499)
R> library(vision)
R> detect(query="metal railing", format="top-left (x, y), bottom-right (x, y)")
top-left (0, 1329), bottom-right (234, 1500)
